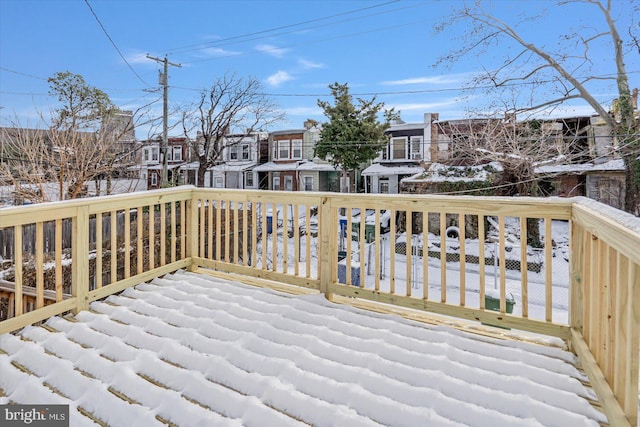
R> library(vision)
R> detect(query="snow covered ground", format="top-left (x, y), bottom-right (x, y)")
top-left (256, 216), bottom-right (571, 324)
top-left (0, 270), bottom-right (607, 426)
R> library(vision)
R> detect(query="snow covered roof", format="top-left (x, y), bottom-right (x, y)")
top-left (253, 161), bottom-right (298, 172)
top-left (209, 161), bottom-right (256, 172)
top-left (296, 161), bottom-right (338, 171)
top-left (361, 163), bottom-right (425, 176)
top-left (0, 270), bottom-right (606, 426)
top-left (535, 159), bottom-right (625, 174)
top-left (404, 162), bottom-right (502, 183)
top-left (147, 163), bottom-right (184, 171)
top-left (253, 161), bottom-right (338, 172)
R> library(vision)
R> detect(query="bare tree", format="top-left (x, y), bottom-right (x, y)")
top-left (440, 112), bottom-right (585, 245)
top-left (0, 72), bottom-right (144, 203)
top-left (182, 73), bottom-right (284, 187)
top-left (436, 0), bottom-right (640, 214)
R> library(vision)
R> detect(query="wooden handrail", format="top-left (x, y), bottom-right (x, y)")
top-left (0, 188), bottom-right (637, 425)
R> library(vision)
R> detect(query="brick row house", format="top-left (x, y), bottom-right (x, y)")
top-left (253, 120), bottom-right (340, 192)
top-left (132, 93), bottom-right (636, 211)
top-left (139, 136), bottom-right (188, 190)
top-left (137, 120), bottom-right (339, 192)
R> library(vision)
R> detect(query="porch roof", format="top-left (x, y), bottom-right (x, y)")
top-left (208, 161), bottom-right (256, 172)
top-left (0, 270), bottom-right (606, 426)
top-left (361, 163), bottom-right (425, 176)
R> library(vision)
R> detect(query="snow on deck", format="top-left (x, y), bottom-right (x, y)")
top-left (0, 271), bottom-right (606, 426)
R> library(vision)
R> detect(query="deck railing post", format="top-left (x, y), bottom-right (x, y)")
top-left (319, 196), bottom-right (333, 298)
top-left (569, 219), bottom-right (585, 336)
top-left (71, 205), bottom-right (90, 314)
top-left (186, 192), bottom-right (199, 272)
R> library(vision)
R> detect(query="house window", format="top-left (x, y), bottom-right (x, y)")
top-left (172, 146), bottom-right (182, 161)
top-left (273, 176), bottom-right (280, 190)
top-left (242, 144), bottom-right (250, 160)
top-left (151, 172), bottom-right (158, 187)
top-left (292, 139), bottom-right (302, 159)
top-left (278, 140), bottom-right (289, 159)
top-left (151, 147), bottom-right (159, 161)
top-left (379, 179), bottom-right (389, 194)
top-left (143, 149), bottom-right (150, 162)
top-left (214, 177), bottom-right (224, 188)
top-left (229, 146), bottom-right (238, 160)
top-left (392, 137), bottom-right (406, 160)
top-left (245, 171), bottom-right (254, 187)
top-left (304, 176), bottom-right (313, 191)
top-left (410, 136), bottom-right (422, 160)
top-left (284, 175), bottom-right (293, 191)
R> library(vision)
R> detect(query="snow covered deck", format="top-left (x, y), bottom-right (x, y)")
top-left (0, 270), bottom-right (607, 426)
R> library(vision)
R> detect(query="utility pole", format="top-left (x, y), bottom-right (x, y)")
top-left (146, 54), bottom-right (181, 186)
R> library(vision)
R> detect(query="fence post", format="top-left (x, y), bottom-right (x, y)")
top-left (186, 193), bottom-right (199, 271)
top-left (72, 205), bottom-right (90, 314)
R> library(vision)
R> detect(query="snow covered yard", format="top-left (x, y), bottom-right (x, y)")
top-left (257, 215), bottom-right (572, 324)
top-left (0, 270), bottom-right (607, 426)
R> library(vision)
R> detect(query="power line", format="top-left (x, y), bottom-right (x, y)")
top-left (83, 0), bottom-right (152, 88)
top-left (163, 0), bottom-right (403, 55)
top-left (172, 71), bottom-right (638, 97)
top-left (181, 16), bottom-right (430, 65)
top-left (0, 67), bottom-right (47, 81)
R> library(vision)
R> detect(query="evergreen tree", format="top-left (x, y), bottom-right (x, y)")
top-left (315, 82), bottom-right (398, 192)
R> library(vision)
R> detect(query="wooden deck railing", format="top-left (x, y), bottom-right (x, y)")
top-left (0, 187), bottom-right (638, 425)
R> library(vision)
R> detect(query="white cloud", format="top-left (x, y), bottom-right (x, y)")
top-left (126, 52), bottom-right (153, 65)
top-left (298, 59), bottom-right (324, 70)
top-left (255, 44), bottom-right (289, 58)
top-left (284, 106), bottom-right (322, 116)
top-left (381, 73), bottom-right (471, 86)
top-left (266, 71), bottom-right (293, 87)
top-left (198, 47), bottom-right (241, 58)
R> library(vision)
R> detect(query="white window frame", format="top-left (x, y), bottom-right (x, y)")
top-left (229, 145), bottom-right (238, 160)
top-left (304, 176), bottom-right (313, 191)
top-left (151, 147), bottom-right (159, 162)
top-left (273, 176), bottom-right (280, 190)
top-left (292, 139), bottom-right (303, 159)
top-left (143, 148), bottom-right (150, 162)
top-left (151, 172), bottom-right (158, 186)
top-left (245, 171), bottom-right (254, 187)
top-left (214, 176), bottom-right (224, 188)
top-left (410, 136), bottom-right (423, 160)
top-left (278, 140), bottom-right (290, 160)
top-left (241, 144), bottom-right (250, 160)
top-left (284, 175), bottom-right (293, 191)
top-left (173, 146), bottom-right (182, 161)
top-left (391, 137), bottom-right (406, 160)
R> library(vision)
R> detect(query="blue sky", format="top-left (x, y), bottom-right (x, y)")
top-left (1, 0), bottom-right (638, 138)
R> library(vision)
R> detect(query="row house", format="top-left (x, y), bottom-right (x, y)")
top-left (253, 121), bottom-right (340, 192)
top-left (140, 137), bottom-right (188, 189)
top-left (362, 113), bottom-right (438, 194)
top-left (207, 131), bottom-right (268, 189)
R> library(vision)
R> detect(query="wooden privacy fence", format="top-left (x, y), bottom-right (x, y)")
top-left (0, 187), bottom-right (638, 425)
